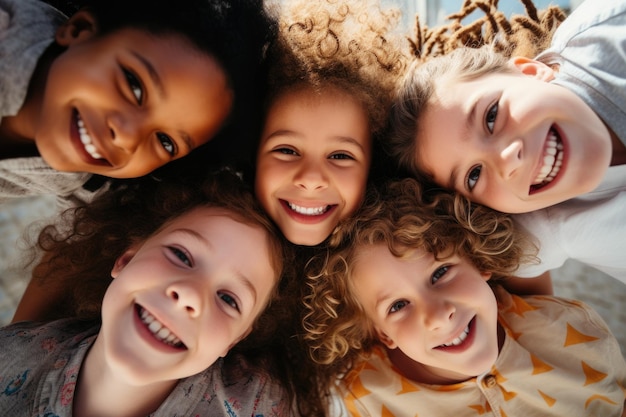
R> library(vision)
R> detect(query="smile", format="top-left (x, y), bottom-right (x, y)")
top-left (138, 305), bottom-right (185, 348)
top-left (76, 113), bottom-right (102, 160)
top-left (439, 324), bottom-right (470, 347)
top-left (530, 128), bottom-right (563, 192)
top-left (287, 201), bottom-right (330, 216)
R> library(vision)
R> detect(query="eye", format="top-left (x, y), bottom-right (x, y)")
top-left (273, 147), bottom-right (298, 156)
top-left (218, 291), bottom-right (240, 312)
top-left (485, 102), bottom-right (498, 133)
top-left (157, 132), bottom-right (177, 157)
top-left (122, 67), bottom-right (143, 105)
top-left (329, 152), bottom-right (354, 160)
top-left (431, 265), bottom-right (450, 284)
top-left (389, 299), bottom-right (409, 314)
top-left (168, 246), bottom-right (192, 267)
top-left (466, 165), bottom-right (481, 191)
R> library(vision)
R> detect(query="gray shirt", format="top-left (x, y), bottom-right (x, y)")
top-left (0, 319), bottom-right (291, 416)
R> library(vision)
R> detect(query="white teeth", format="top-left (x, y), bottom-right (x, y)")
top-left (532, 129), bottom-right (563, 187)
top-left (139, 307), bottom-right (183, 348)
top-left (76, 114), bottom-right (102, 159)
top-left (441, 325), bottom-right (470, 347)
top-left (287, 202), bottom-right (329, 216)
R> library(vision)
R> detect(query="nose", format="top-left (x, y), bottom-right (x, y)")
top-left (293, 159), bottom-right (329, 190)
top-left (422, 298), bottom-right (456, 331)
top-left (495, 138), bottom-right (523, 179)
top-left (107, 111), bottom-right (143, 153)
top-left (166, 281), bottom-right (203, 318)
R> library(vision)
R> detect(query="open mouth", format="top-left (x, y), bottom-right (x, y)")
top-left (530, 127), bottom-right (563, 193)
top-left (438, 323), bottom-right (470, 348)
top-left (435, 316), bottom-right (476, 351)
top-left (137, 305), bottom-right (186, 349)
top-left (76, 113), bottom-right (103, 160)
top-left (286, 201), bottom-right (332, 216)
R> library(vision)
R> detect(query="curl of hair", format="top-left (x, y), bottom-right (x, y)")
top-left (387, 0), bottom-right (565, 177)
top-left (303, 177), bottom-right (537, 382)
top-left (263, 0), bottom-right (409, 137)
top-left (32, 168), bottom-right (286, 321)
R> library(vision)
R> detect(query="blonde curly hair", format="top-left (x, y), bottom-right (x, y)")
top-left (263, 0), bottom-right (409, 137)
top-left (303, 177), bottom-right (537, 376)
top-left (388, 0), bottom-right (566, 179)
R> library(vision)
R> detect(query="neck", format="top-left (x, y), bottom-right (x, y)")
top-left (0, 43), bottom-right (62, 156)
top-left (74, 336), bottom-right (176, 417)
top-left (610, 129), bottom-right (626, 166)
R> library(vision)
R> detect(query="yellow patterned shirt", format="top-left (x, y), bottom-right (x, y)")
top-left (340, 287), bottom-right (626, 417)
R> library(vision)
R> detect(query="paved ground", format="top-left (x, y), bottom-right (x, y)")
top-left (1, 196), bottom-right (625, 356)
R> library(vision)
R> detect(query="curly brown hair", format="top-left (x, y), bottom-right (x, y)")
top-left (302, 177), bottom-right (537, 381)
top-left (32, 168), bottom-right (287, 321)
top-left (387, 0), bottom-right (565, 180)
top-left (263, 0), bottom-right (409, 140)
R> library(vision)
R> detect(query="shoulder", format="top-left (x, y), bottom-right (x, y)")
top-left (496, 286), bottom-right (615, 344)
top-left (541, 0), bottom-right (626, 55)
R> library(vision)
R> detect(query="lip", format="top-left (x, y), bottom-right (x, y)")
top-left (279, 199), bottom-right (337, 224)
top-left (433, 316), bottom-right (476, 353)
top-left (70, 109), bottom-right (110, 167)
top-left (133, 303), bottom-right (186, 353)
top-left (528, 124), bottom-right (567, 195)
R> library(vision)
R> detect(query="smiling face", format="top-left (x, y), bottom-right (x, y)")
top-left (255, 87), bottom-right (371, 245)
top-left (351, 244), bottom-right (499, 384)
top-left (416, 58), bottom-right (612, 213)
top-left (97, 207), bottom-right (277, 385)
top-left (33, 13), bottom-right (232, 178)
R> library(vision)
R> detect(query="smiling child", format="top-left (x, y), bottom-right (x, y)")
top-left (1, 169), bottom-right (292, 416)
top-left (304, 177), bottom-right (626, 417)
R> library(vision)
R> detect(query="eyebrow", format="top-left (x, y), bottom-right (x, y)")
top-left (264, 129), bottom-right (366, 151)
top-left (131, 51), bottom-right (194, 152)
top-left (174, 228), bottom-right (258, 305)
top-left (132, 51), bottom-right (165, 98)
top-left (447, 98), bottom-right (479, 191)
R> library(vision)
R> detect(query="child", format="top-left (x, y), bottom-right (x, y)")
top-left (1, 169), bottom-right (293, 416)
top-left (303, 177), bottom-right (626, 417)
top-left (0, 0), bottom-right (274, 208)
top-left (254, 0), bottom-right (408, 246)
top-left (387, 0), bottom-right (626, 280)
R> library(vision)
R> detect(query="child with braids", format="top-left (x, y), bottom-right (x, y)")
top-left (2, 169), bottom-right (295, 416)
top-left (303, 177), bottom-right (626, 417)
top-left (254, 0), bottom-right (408, 246)
top-left (387, 0), bottom-right (626, 281)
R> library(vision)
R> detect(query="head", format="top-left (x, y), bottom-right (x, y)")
top-left (34, 0), bottom-right (275, 178)
top-left (98, 204), bottom-right (280, 385)
top-left (34, 169), bottom-right (287, 330)
top-left (304, 178), bottom-right (536, 383)
top-left (254, 0), bottom-right (408, 246)
top-left (389, 47), bottom-right (612, 213)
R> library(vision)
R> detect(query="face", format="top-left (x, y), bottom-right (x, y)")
top-left (416, 58), bottom-right (612, 213)
top-left (98, 207), bottom-right (276, 385)
top-left (35, 13), bottom-right (233, 178)
top-left (352, 244), bottom-right (499, 384)
top-left (255, 88), bottom-right (371, 245)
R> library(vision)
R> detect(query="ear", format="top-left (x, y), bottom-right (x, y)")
top-left (509, 56), bottom-right (555, 82)
top-left (481, 271), bottom-right (493, 281)
top-left (55, 10), bottom-right (99, 47)
top-left (377, 329), bottom-right (397, 349)
top-left (111, 247), bottom-right (138, 278)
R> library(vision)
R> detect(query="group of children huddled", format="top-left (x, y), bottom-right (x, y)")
top-left (0, 0), bottom-right (624, 416)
